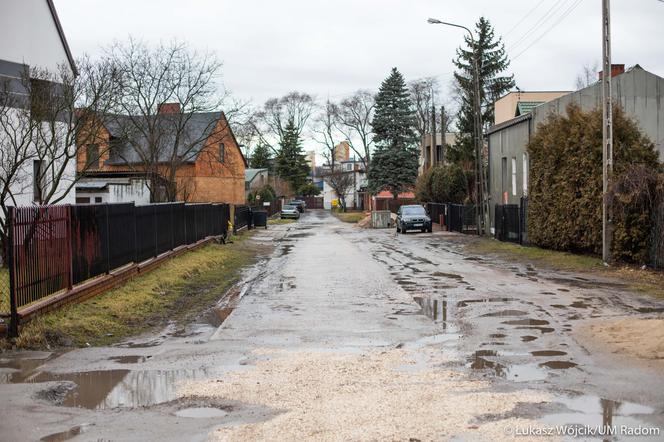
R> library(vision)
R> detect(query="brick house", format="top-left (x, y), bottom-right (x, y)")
top-left (76, 104), bottom-right (247, 204)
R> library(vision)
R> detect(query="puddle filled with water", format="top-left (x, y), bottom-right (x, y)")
top-left (543, 394), bottom-right (657, 437)
top-left (108, 356), bottom-right (146, 364)
top-left (481, 310), bottom-right (528, 318)
top-left (174, 406), bottom-right (229, 418)
top-left (531, 350), bottom-right (567, 357)
top-left (40, 424), bottom-right (93, 442)
top-left (1, 361), bottom-right (217, 409)
top-left (539, 360), bottom-right (578, 369)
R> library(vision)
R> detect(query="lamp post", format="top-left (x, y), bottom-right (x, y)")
top-left (427, 18), bottom-right (486, 235)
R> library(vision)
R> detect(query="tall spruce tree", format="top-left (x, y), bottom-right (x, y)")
top-left (276, 118), bottom-right (310, 193)
top-left (250, 142), bottom-right (272, 170)
top-left (450, 17), bottom-right (514, 197)
top-left (368, 68), bottom-right (419, 198)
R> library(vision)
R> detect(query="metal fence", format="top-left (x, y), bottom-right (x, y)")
top-left (494, 204), bottom-right (521, 243)
top-left (298, 196), bottom-right (324, 209)
top-left (234, 205), bottom-right (253, 233)
top-left (425, 203), bottom-right (477, 233)
top-left (6, 202), bottom-right (230, 330)
top-left (252, 199), bottom-right (282, 217)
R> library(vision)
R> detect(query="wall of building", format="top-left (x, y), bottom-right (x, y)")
top-left (487, 119), bottom-right (530, 232)
top-left (494, 91), bottom-right (571, 125)
top-left (0, 0), bottom-right (71, 73)
top-left (531, 67), bottom-right (664, 160)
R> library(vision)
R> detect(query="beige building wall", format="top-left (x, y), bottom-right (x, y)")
top-left (494, 91), bottom-right (571, 125)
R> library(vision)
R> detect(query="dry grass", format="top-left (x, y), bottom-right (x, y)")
top-left (14, 232), bottom-right (260, 349)
top-left (0, 267), bottom-right (9, 314)
top-left (465, 236), bottom-right (664, 299)
top-left (333, 211), bottom-right (366, 223)
top-left (268, 218), bottom-right (296, 225)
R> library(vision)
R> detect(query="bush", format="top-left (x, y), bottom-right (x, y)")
top-left (527, 103), bottom-right (661, 263)
top-left (248, 185), bottom-right (277, 204)
top-left (415, 163), bottom-right (468, 204)
top-left (298, 183), bottom-right (321, 197)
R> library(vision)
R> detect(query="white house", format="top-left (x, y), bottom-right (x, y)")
top-left (0, 0), bottom-right (78, 207)
top-left (75, 176), bottom-right (151, 205)
top-left (322, 158), bottom-right (367, 210)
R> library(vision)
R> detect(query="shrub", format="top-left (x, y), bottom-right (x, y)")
top-left (298, 183), bottom-right (321, 197)
top-left (527, 103), bottom-right (660, 263)
top-left (248, 185), bottom-right (277, 203)
top-left (415, 163), bottom-right (468, 204)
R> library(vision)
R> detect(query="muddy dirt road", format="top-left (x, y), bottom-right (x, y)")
top-left (1, 210), bottom-right (663, 441)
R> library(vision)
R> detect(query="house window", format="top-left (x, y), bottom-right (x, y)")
top-left (76, 197), bottom-right (90, 204)
top-left (219, 143), bottom-right (225, 163)
top-left (30, 78), bottom-right (53, 121)
top-left (511, 157), bottom-right (517, 196)
top-left (346, 163), bottom-right (353, 171)
top-left (95, 197), bottom-right (103, 203)
top-left (86, 144), bottom-right (100, 169)
top-left (33, 160), bottom-right (43, 203)
top-left (522, 153), bottom-right (529, 196)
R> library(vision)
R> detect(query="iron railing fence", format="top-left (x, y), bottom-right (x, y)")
top-left (494, 204), bottom-right (521, 243)
top-left (234, 205), bottom-right (253, 233)
top-left (8, 202), bottom-right (230, 317)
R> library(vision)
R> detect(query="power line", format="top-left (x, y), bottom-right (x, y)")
top-left (507, 0), bottom-right (572, 52)
top-left (503, 0), bottom-right (548, 38)
top-left (511, 0), bottom-right (585, 62)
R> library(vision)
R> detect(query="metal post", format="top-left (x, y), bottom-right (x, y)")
top-left (431, 97), bottom-right (437, 168)
top-left (602, 0), bottom-right (613, 264)
top-left (470, 36), bottom-right (485, 235)
top-left (440, 105), bottom-right (446, 164)
top-left (105, 204), bottom-right (111, 274)
top-left (8, 207), bottom-right (18, 337)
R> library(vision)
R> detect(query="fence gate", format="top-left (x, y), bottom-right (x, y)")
top-left (9, 205), bottom-right (72, 335)
top-left (495, 204), bottom-right (521, 243)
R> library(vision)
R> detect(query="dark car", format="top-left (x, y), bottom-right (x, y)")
top-left (289, 200), bottom-right (306, 213)
top-left (396, 205), bottom-right (432, 233)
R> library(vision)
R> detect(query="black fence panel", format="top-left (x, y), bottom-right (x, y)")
top-left (219, 204), bottom-right (230, 238)
top-left (185, 205), bottom-right (197, 245)
top-left (155, 204), bottom-right (175, 255)
top-left (71, 204), bottom-right (108, 284)
top-left (136, 205), bottom-right (157, 262)
top-left (426, 203), bottom-right (446, 225)
top-left (234, 205), bottom-right (252, 233)
top-left (194, 204), bottom-right (206, 241)
top-left (495, 204), bottom-right (521, 243)
top-left (447, 204), bottom-right (464, 232)
top-left (462, 205), bottom-right (478, 233)
top-left (107, 203), bottom-right (136, 270)
top-left (520, 197), bottom-right (529, 245)
top-left (173, 203), bottom-right (186, 248)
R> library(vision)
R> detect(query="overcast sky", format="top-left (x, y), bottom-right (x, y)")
top-left (55, 0), bottom-right (664, 107)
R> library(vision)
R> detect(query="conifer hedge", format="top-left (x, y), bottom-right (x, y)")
top-left (527, 103), bottom-right (661, 263)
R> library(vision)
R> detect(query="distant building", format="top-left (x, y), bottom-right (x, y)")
top-left (493, 91), bottom-right (571, 125)
top-left (322, 158), bottom-right (366, 210)
top-left (486, 64), bottom-right (664, 233)
top-left (76, 105), bottom-right (248, 204)
top-left (333, 141), bottom-right (350, 162)
top-left (245, 168), bottom-right (269, 197)
top-left (419, 132), bottom-right (458, 175)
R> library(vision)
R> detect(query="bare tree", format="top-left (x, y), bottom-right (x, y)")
top-left (409, 77), bottom-right (439, 140)
top-left (313, 99), bottom-right (341, 170)
top-left (0, 57), bottom-right (119, 256)
top-left (107, 38), bottom-right (232, 202)
top-left (576, 61), bottom-right (600, 90)
top-left (334, 90), bottom-right (375, 173)
top-left (323, 169), bottom-right (355, 212)
top-left (254, 91), bottom-right (315, 152)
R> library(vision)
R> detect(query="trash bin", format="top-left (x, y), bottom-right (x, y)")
top-left (252, 210), bottom-right (268, 229)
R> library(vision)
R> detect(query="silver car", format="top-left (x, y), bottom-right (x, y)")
top-left (281, 204), bottom-right (300, 219)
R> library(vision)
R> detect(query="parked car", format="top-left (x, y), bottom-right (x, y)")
top-left (289, 200), bottom-right (306, 213)
top-left (281, 204), bottom-right (301, 219)
top-left (396, 205), bottom-right (432, 233)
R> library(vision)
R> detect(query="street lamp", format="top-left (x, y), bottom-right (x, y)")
top-left (428, 17), bottom-right (486, 235)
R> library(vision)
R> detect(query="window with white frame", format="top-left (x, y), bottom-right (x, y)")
top-left (511, 157), bottom-right (517, 196)
top-left (522, 152), bottom-right (529, 196)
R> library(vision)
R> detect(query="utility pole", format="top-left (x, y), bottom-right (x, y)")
top-left (602, 0), bottom-right (613, 263)
top-left (440, 105), bottom-right (446, 164)
top-left (431, 94), bottom-right (437, 167)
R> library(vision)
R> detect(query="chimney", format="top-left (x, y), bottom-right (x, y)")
top-left (158, 102), bottom-right (181, 114)
top-left (598, 64), bottom-right (625, 81)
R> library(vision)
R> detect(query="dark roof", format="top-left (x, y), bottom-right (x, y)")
top-left (104, 112), bottom-right (224, 166)
top-left (486, 113), bottom-right (531, 135)
top-left (516, 101), bottom-right (544, 116)
top-left (46, 0), bottom-right (78, 76)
